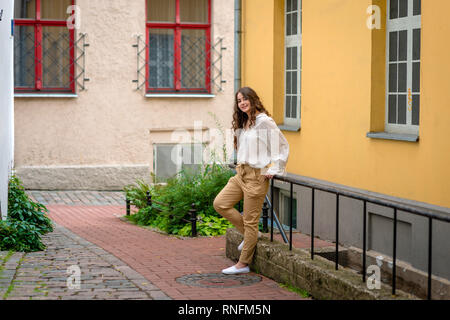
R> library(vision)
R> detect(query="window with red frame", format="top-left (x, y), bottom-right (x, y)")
top-left (14, 0), bottom-right (75, 93)
top-left (146, 0), bottom-right (212, 94)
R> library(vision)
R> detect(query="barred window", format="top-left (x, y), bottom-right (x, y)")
top-left (386, 0), bottom-right (421, 134)
top-left (146, 0), bottom-right (211, 94)
top-left (14, 0), bottom-right (75, 93)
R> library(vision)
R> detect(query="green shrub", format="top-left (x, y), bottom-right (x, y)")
top-left (0, 220), bottom-right (46, 252)
top-left (125, 162), bottom-right (237, 237)
top-left (0, 174), bottom-right (53, 252)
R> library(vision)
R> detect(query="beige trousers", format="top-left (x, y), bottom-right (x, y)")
top-left (213, 164), bottom-right (269, 264)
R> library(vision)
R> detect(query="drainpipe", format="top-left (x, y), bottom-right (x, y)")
top-left (234, 0), bottom-right (241, 92)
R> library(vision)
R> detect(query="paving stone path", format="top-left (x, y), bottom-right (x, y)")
top-left (0, 190), bottom-right (321, 300)
top-left (0, 222), bottom-right (169, 300)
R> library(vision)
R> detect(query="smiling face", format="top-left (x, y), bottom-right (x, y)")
top-left (237, 92), bottom-right (252, 115)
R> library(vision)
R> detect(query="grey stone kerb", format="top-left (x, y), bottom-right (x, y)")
top-left (14, 165), bottom-right (151, 191)
top-left (226, 229), bottom-right (418, 300)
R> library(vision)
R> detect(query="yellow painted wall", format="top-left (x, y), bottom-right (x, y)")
top-left (242, 0), bottom-right (450, 208)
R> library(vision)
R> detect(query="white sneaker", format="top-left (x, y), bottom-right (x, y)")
top-left (221, 265), bottom-right (250, 275)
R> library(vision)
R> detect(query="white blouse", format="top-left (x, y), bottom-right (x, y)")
top-left (236, 113), bottom-right (290, 176)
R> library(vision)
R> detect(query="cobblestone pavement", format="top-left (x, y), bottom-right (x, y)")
top-left (17, 190), bottom-right (321, 300)
top-left (0, 223), bottom-right (170, 300)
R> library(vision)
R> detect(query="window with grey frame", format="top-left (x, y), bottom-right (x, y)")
top-left (284, 0), bottom-right (302, 127)
top-left (386, 0), bottom-right (421, 135)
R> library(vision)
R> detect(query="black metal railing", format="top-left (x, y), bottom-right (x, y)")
top-left (236, 188), bottom-right (289, 244)
top-left (267, 174), bottom-right (450, 300)
top-left (126, 191), bottom-right (198, 237)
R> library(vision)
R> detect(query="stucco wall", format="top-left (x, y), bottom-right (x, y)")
top-left (0, 0), bottom-right (14, 219)
top-left (241, 0), bottom-right (450, 280)
top-left (14, 0), bottom-right (236, 190)
top-left (242, 0), bottom-right (450, 209)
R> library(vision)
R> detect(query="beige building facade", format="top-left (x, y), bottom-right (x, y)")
top-left (13, 0), bottom-right (236, 190)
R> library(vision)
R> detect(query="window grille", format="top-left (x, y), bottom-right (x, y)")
top-left (134, 0), bottom-right (224, 95)
top-left (133, 34), bottom-right (225, 94)
top-left (13, 0), bottom-right (89, 94)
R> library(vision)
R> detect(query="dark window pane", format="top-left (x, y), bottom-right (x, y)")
top-left (286, 47), bottom-right (292, 70)
top-left (292, 12), bottom-right (298, 35)
top-left (42, 26), bottom-right (71, 89)
top-left (412, 95), bottom-right (420, 125)
top-left (286, 96), bottom-right (291, 118)
top-left (292, 71), bottom-right (297, 94)
top-left (14, 25), bottom-right (35, 88)
top-left (147, 0), bottom-right (176, 22)
top-left (397, 95), bottom-right (407, 124)
top-left (181, 29), bottom-right (206, 89)
top-left (413, 0), bottom-right (421, 15)
top-left (398, 63), bottom-right (407, 92)
top-left (399, 0), bottom-right (408, 18)
top-left (399, 30), bottom-right (407, 61)
top-left (14, 0), bottom-right (36, 19)
top-left (149, 29), bottom-right (174, 88)
top-left (292, 47), bottom-right (297, 70)
top-left (180, 0), bottom-right (209, 23)
top-left (412, 62), bottom-right (420, 93)
top-left (291, 96), bottom-right (297, 118)
top-left (413, 29), bottom-right (421, 60)
top-left (293, 0), bottom-right (298, 12)
top-left (389, 64), bottom-right (398, 93)
top-left (282, 197), bottom-right (297, 229)
top-left (390, 0), bottom-right (398, 19)
top-left (286, 71), bottom-right (292, 94)
top-left (287, 0), bottom-right (292, 12)
top-left (389, 32), bottom-right (398, 62)
top-left (388, 95), bottom-right (397, 124)
top-left (287, 13), bottom-right (292, 36)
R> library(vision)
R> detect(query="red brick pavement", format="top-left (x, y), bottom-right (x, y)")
top-left (46, 204), bottom-right (331, 300)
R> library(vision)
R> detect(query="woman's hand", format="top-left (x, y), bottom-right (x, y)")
top-left (264, 175), bottom-right (274, 179)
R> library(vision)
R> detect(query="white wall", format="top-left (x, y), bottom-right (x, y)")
top-left (0, 0), bottom-right (14, 220)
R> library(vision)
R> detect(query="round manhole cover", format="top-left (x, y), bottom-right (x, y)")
top-left (176, 273), bottom-right (262, 288)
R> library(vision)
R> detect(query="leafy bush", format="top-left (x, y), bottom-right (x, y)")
top-left (0, 220), bottom-right (46, 252)
top-left (0, 174), bottom-right (53, 252)
top-left (125, 162), bottom-right (238, 237)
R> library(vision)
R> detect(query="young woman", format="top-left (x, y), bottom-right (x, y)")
top-left (213, 87), bottom-right (289, 275)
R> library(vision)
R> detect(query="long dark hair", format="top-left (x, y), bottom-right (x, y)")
top-left (232, 87), bottom-right (271, 150)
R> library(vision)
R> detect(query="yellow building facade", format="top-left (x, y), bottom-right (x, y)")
top-left (241, 0), bottom-right (450, 209)
top-left (240, 0), bottom-right (450, 286)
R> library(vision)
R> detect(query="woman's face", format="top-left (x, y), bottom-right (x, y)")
top-left (237, 92), bottom-right (251, 115)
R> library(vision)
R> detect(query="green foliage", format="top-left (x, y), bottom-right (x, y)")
top-left (124, 162), bottom-right (235, 237)
top-left (123, 178), bottom-right (151, 209)
top-left (0, 174), bottom-right (53, 252)
top-left (0, 220), bottom-right (46, 252)
top-left (279, 283), bottom-right (312, 298)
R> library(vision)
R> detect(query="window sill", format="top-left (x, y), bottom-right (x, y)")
top-left (15, 93), bottom-right (78, 98)
top-left (366, 132), bottom-right (419, 142)
top-left (278, 124), bottom-right (301, 132)
top-left (145, 94), bottom-right (215, 98)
